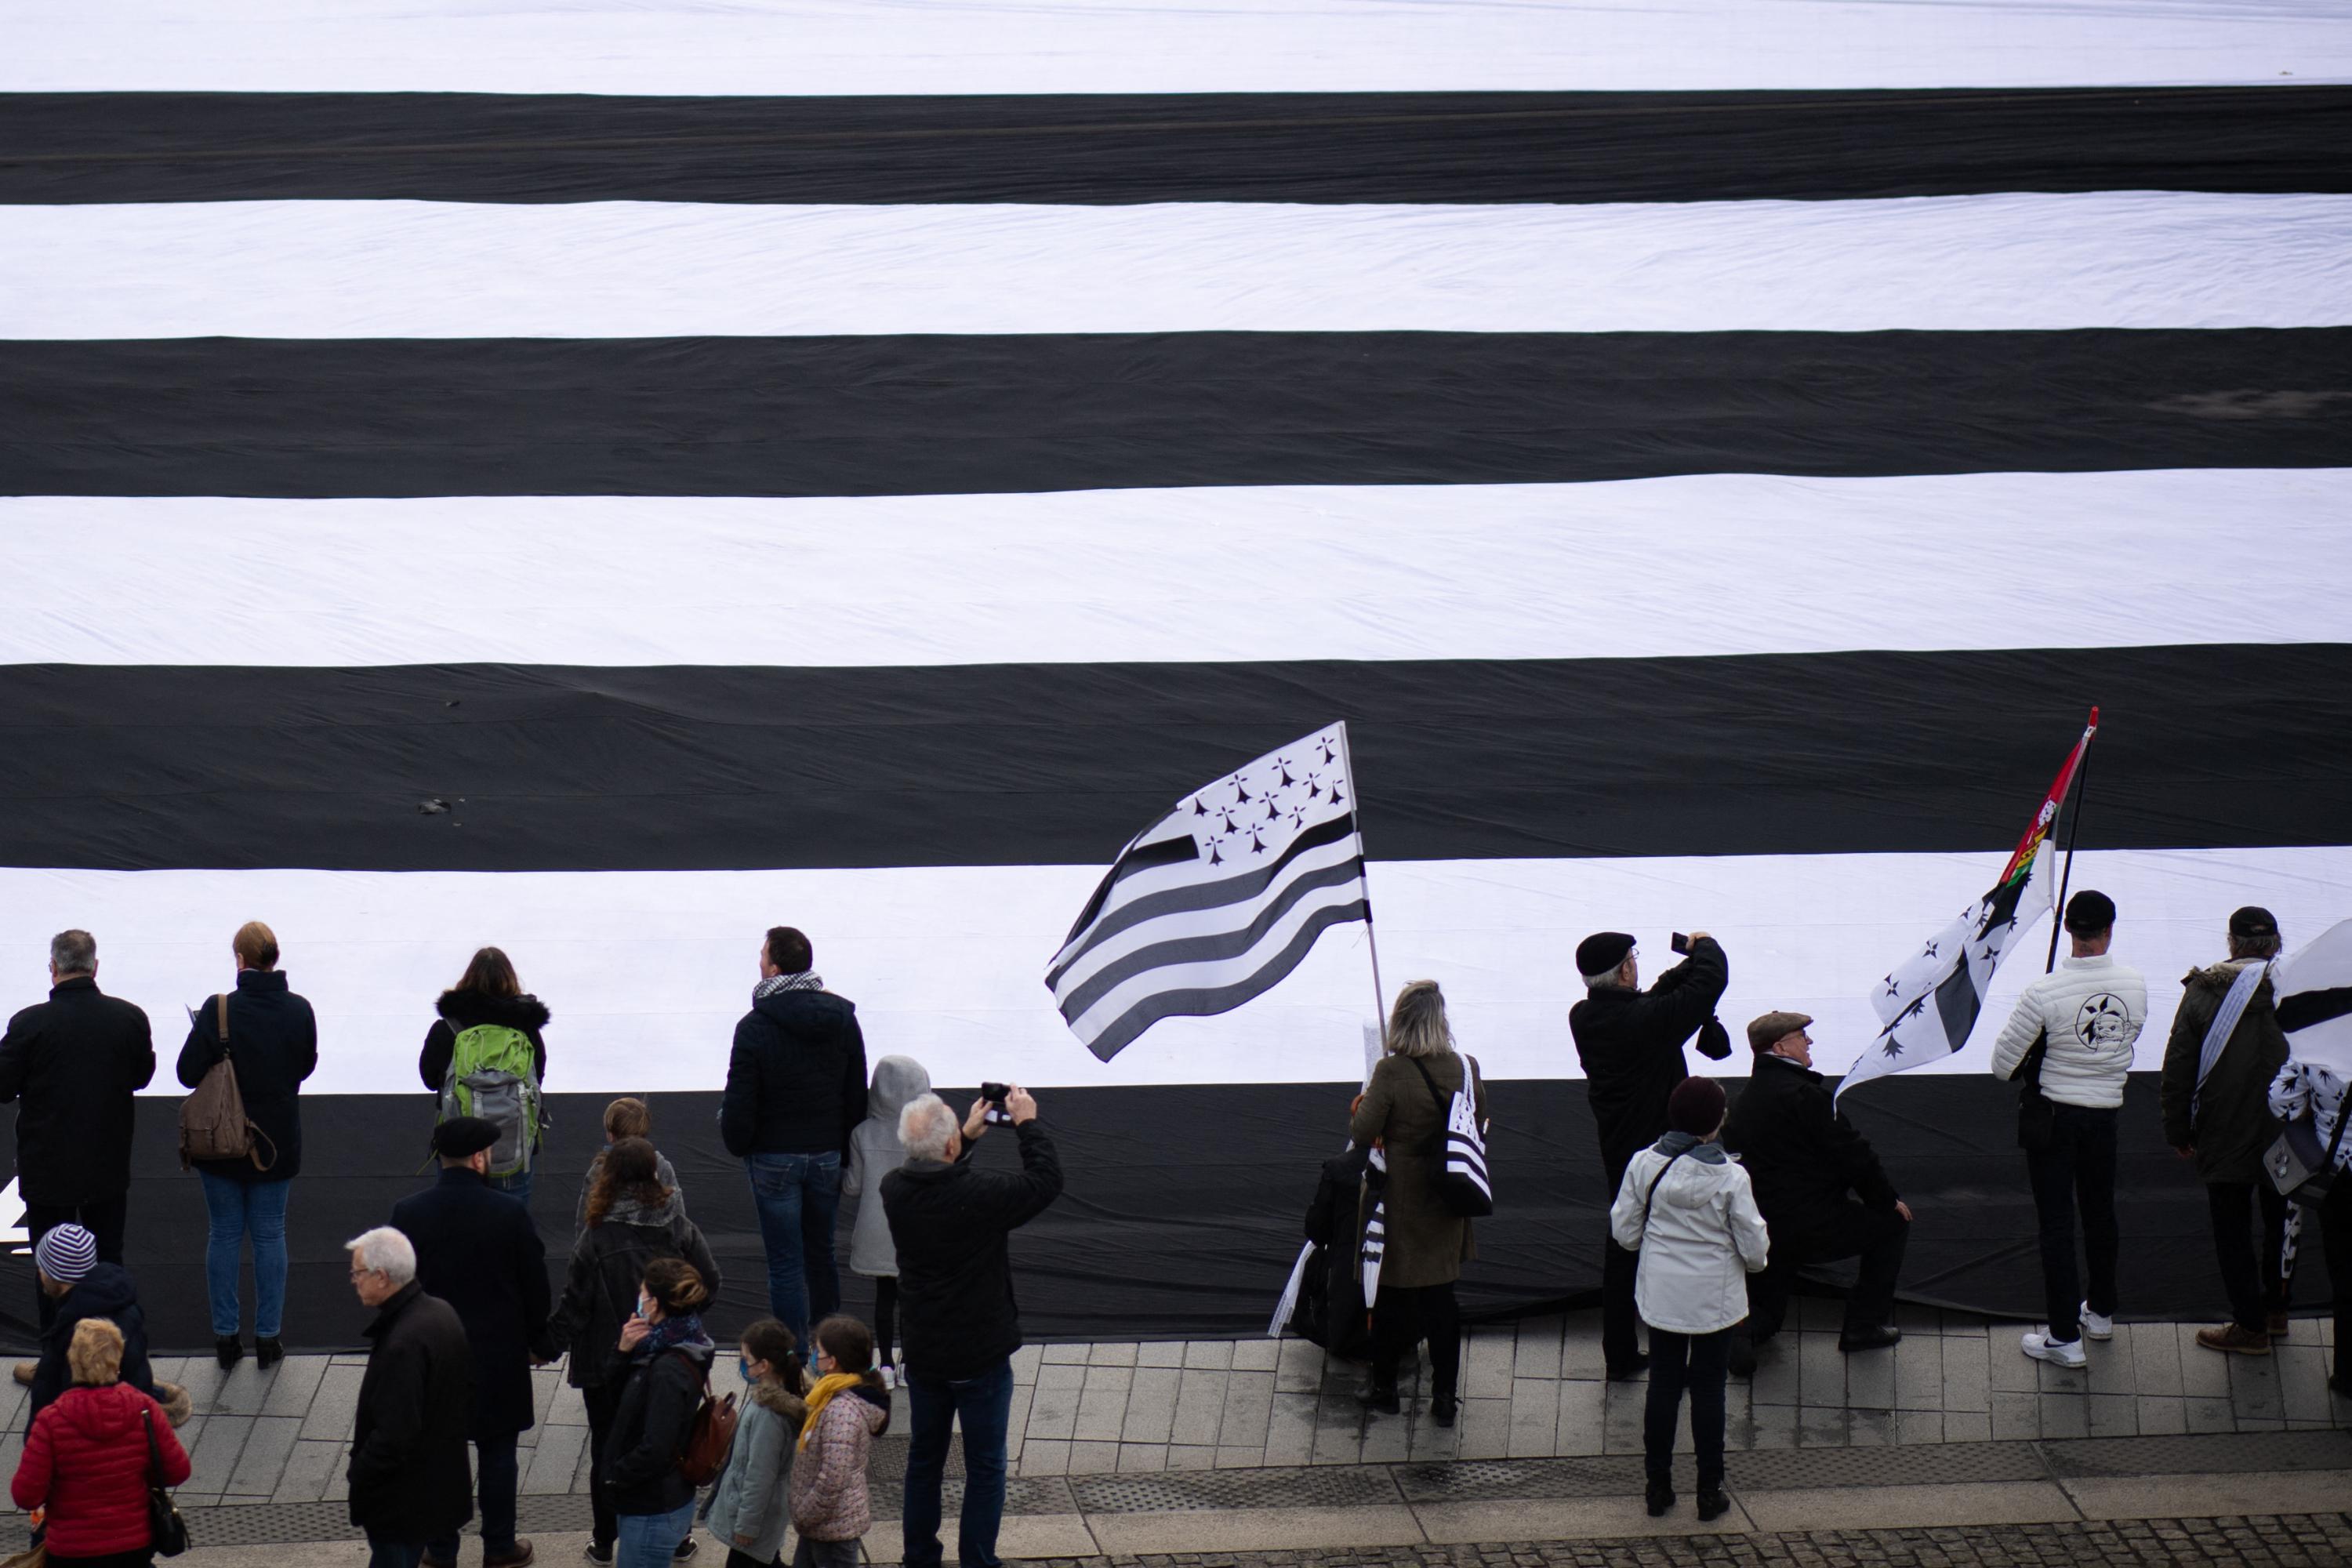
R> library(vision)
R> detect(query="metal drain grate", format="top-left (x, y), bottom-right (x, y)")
top-left (1730, 1440), bottom-right (2048, 1490)
top-left (869, 1429), bottom-right (967, 1483)
top-left (2043, 1430), bottom-right (2352, 1478)
top-left (872, 1476), bottom-right (1077, 1519)
top-left (1395, 1457), bottom-right (1647, 1501)
top-left (1068, 1464), bottom-right (1401, 1514)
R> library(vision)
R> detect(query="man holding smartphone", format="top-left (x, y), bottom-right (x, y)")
top-left (1570, 928), bottom-right (1731, 1379)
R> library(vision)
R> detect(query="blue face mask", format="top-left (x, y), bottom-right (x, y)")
top-left (739, 1357), bottom-right (757, 1384)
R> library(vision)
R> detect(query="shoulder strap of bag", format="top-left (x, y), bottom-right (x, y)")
top-left (1406, 1056), bottom-right (1475, 1155)
top-left (1639, 1150), bottom-right (1689, 1237)
top-left (215, 993), bottom-right (229, 1051)
top-left (143, 1401), bottom-right (165, 1475)
top-left (2193, 962), bottom-right (2270, 1120)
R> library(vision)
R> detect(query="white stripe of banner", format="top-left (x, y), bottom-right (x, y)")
top-left (9, 0), bottom-right (2349, 93)
top-left (4, 845), bottom-right (2342, 1095)
top-left (6, 471), bottom-right (2349, 668)
top-left (11, 196), bottom-right (2351, 339)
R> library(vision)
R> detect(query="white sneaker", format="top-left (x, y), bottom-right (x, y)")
top-left (2079, 1303), bottom-right (2114, 1341)
top-left (879, 1364), bottom-right (897, 1391)
top-left (2022, 1331), bottom-right (2086, 1368)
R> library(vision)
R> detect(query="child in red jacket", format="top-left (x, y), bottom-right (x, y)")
top-left (12, 1317), bottom-right (191, 1564)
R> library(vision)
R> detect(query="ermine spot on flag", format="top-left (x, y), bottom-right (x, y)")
top-left (1048, 723), bottom-right (1367, 1061)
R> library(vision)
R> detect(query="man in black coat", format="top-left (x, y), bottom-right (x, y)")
top-left (1569, 928), bottom-right (1730, 1377)
top-left (1723, 1012), bottom-right (1911, 1360)
top-left (347, 1225), bottom-right (475, 1568)
top-left (0, 929), bottom-right (155, 1333)
top-left (391, 1118), bottom-right (551, 1568)
top-left (719, 924), bottom-right (869, 1346)
top-left (883, 1086), bottom-right (1062, 1568)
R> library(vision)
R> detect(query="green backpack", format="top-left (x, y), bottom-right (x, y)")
top-left (437, 1023), bottom-right (544, 1179)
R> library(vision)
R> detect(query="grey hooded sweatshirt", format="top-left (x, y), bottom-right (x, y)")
top-left (843, 1054), bottom-right (930, 1277)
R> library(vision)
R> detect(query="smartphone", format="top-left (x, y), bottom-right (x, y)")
top-left (1670, 932), bottom-right (1692, 956)
top-left (979, 1081), bottom-right (1014, 1126)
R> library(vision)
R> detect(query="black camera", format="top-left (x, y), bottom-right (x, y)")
top-left (979, 1082), bottom-right (1014, 1126)
top-left (1670, 932), bottom-right (1692, 956)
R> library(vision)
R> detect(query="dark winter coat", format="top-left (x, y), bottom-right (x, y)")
top-left (546, 1188), bottom-right (722, 1391)
top-left (13, 1382), bottom-right (190, 1559)
top-left (720, 988), bottom-right (869, 1158)
top-left (1570, 938), bottom-right (1730, 1184)
top-left (26, 1262), bottom-right (158, 1432)
top-left (419, 990), bottom-right (550, 1094)
top-left (1722, 1052), bottom-right (1900, 1244)
top-left (1348, 1051), bottom-right (1490, 1289)
top-left (1297, 1145), bottom-right (1374, 1359)
top-left (0, 977), bottom-right (156, 1205)
top-left (2161, 960), bottom-right (2292, 1184)
top-left (175, 967), bottom-right (319, 1182)
top-left (881, 1121), bottom-right (1062, 1381)
top-left (391, 1166), bottom-right (554, 1438)
top-left (349, 1281), bottom-right (475, 1541)
top-left (604, 1337), bottom-right (713, 1518)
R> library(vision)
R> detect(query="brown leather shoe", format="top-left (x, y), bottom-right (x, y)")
top-left (2268, 1311), bottom-right (2291, 1338)
top-left (2195, 1323), bottom-right (2271, 1356)
top-left (485, 1543), bottom-right (537, 1568)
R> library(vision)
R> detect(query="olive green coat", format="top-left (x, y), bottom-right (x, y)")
top-left (1349, 1051), bottom-right (1490, 1290)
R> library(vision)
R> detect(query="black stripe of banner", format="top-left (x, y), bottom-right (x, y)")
top-left (5, 331), bottom-right (2349, 498)
top-left (2, 87), bottom-right (2347, 205)
top-left (1, 644), bottom-right (2345, 873)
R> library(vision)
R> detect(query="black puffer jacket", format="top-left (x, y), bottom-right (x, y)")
top-left (1570, 937), bottom-right (1729, 1181)
top-left (2161, 960), bottom-right (2291, 1184)
top-left (419, 990), bottom-right (550, 1094)
top-left (546, 1189), bottom-right (721, 1392)
top-left (0, 978), bottom-right (155, 1206)
top-left (1722, 1052), bottom-right (1900, 1243)
top-left (721, 988), bottom-right (869, 1158)
top-left (176, 968), bottom-right (319, 1182)
top-left (25, 1263), bottom-right (157, 1432)
top-left (348, 1283), bottom-right (475, 1542)
top-left (603, 1335), bottom-right (713, 1517)
top-left (882, 1121), bottom-right (1062, 1382)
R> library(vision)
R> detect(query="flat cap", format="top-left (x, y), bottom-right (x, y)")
top-left (2230, 906), bottom-right (2279, 940)
top-left (1747, 1010), bottom-right (1814, 1053)
top-left (1576, 931), bottom-right (1635, 978)
top-left (431, 1116), bottom-right (502, 1159)
top-left (2063, 889), bottom-right (2117, 935)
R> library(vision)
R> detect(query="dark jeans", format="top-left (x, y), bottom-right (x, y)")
top-left (902, 1355), bottom-right (1014, 1568)
top-left (1600, 1149), bottom-right (1642, 1370)
top-left (727, 1552), bottom-right (785, 1568)
top-left (365, 1535), bottom-right (425, 1568)
top-left (1644, 1327), bottom-right (1730, 1489)
top-left (2024, 1104), bottom-right (2119, 1343)
top-left (25, 1194), bottom-right (127, 1332)
top-left (583, 1380), bottom-right (626, 1548)
top-left (1748, 1202), bottom-right (1910, 1341)
top-left (746, 1149), bottom-right (843, 1348)
top-left (2207, 1180), bottom-right (2294, 1333)
top-left (1370, 1281), bottom-right (1461, 1401)
top-left (2321, 1181), bottom-right (2352, 1382)
top-left (793, 1537), bottom-right (863, 1568)
top-left (48, 1553), bottom-right (156, 1567)
top-left (429, 1432), bottom-right (519, 1559)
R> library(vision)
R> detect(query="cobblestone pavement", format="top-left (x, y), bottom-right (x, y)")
top-left (1017, 1514), bottom-right (2352, 1567)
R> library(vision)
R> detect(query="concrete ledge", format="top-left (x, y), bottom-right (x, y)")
top-left (2064, 1471), bottom-right (2352, 1521)
top-left (867, 1512), bottom-right (1102, 1563)
top-left (1087, 1503), bottom-right (1426, 1553)
top-left (1737, 1480), bottom-right (2080, 1533)
top-left (1417, 1497), bottom-right (1755, 1541)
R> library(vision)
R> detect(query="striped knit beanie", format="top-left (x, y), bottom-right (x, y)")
top-left (34, 1224), bottom-right (96, 1285)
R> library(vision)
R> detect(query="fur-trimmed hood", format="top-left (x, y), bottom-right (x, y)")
top-left (2183, 958), bottom-right (2271, 995)
top-left (437, 989), bottom-right (551, 1031)
top-left (748, 1376), bottom-right (808, 1425)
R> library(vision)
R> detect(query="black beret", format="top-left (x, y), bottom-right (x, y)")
top-left (431, 1116), bottom-right (502, 1158)
top-left (1577, 931), bottom-right (1635, 977)
top-left (2063, 889), bottom-right (2117, 935)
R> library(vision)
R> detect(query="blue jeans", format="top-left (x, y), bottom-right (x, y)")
top-left (902, 1356), bottom-right (1014, 1568)
top-left (488, 1167), bottom-right (535, 1215)
top-left (196, 1171), bottom-right (292, 1338)
top-left (615, 1498), bottom-right (699, 1568)
top-left (365, 1533), bottom-right (425, 1568)
top-left (428, 1432), bottom-right (518, 1559)
top-left (745, 1150), bottom-right (842, 1346)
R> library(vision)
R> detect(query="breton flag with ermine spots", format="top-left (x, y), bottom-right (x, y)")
top-left (1049, 724), bottom-right (1368, 1062)
top-left (1838, 710), bottom-right (2099, 1103)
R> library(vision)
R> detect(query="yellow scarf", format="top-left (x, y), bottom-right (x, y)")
top-left (797, 1372), bottom-right (863, 1450)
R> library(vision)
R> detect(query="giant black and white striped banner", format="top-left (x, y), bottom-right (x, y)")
top-left (3, 3), bottom-right (2350, 1338)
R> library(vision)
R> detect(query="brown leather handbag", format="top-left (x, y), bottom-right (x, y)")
top-left (177, 994), bottom-right (277, 1172)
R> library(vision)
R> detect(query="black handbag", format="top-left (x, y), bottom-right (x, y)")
top-left (143, 1405), bottom-right (187, 1557)
top-left (2012, 1028), bottom-right (2055, 1151)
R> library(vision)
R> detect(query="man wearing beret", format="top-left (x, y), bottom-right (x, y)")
top-left (1987, 889), bottom-right (2147, 1370)
top-left (1570, 928), bottom-right (1730, 1378)
top-left (391, 1116), bottom-right (552, 1568)
top-left (1723, 1013), bottom-right (1910, 1359)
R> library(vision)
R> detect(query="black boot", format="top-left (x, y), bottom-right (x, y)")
top-left (1697, 1487), bottom-right (1731, 1523)
top-left (1430, 1393), bottom-right (1457, 1428)
top-left (1645, 1480), bottom-right (1675, 1517)
top-left (215, 1336), bottom-right (244, 1370)
top-left (255, 1338), bottom-right (284, 1370)
top-left (1360, 1374), bottom-right (1401, 1414)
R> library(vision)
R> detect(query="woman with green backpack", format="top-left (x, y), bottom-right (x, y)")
top-left (419, 946), bottom-right (550, 1212)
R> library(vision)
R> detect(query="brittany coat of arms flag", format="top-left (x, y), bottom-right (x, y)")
top-left (1049, 724), bottom-right (1370, 1062)
top-left (1838, 711), bottom-right (2099, 1102)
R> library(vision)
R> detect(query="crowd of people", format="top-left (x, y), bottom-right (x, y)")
top-left (1, 899), bottom-right (2347, 1555)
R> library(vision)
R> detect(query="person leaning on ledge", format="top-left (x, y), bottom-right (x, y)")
top-left (1723, 1011), bottom-right (1911, 1364)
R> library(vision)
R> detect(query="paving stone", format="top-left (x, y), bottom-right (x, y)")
top-left (1559, 1312), bottom-right (1609, 1381)
top-left (1261, 1391), bottom-right (1319, 1466)
top-left (1164, 1443), bottom-right (1217, 1470)
top-left (1845, 1407), bottom-right (1897, 1446)
top-left (298, 1364), bottom-right (366, 1442)
top-left (1796, 1334), bottom-right (1845, 1409)
top-left (1027, 1370), bottom-right (1081, 1442)
top-left (257, 1355), bottom-right (330, 1419)
top-left (1065, 1439), bottom-right (1120, 1474)
top-left (186, 1414), bottom-right (254, 1494)
top-left (1120, 1367), bottom-right (1181, 1445)
top-left (1741, 1399), bottom-right (1798, 1451)
top-left (1181, 1340), bottom-right (1233, 1370)
top-left (523, 1418), bottom-right (588, 1494)
top-left (1513, 1318), bottom-right (1563, 1381)
top-left (1555, 1378), bottom-right (1606, 1457)
top-left (1844, 1344), bottom-right (1896, 1411)
top-left (1018, 1439), bottom-right (1070, 1476)
top-left (2126, 1321), bottom-right (2183, 1396)
top-left (270, 1437), bottom-right (347, 1504)
top-left (1462, 1327), bottom-right (1515, 1401)
top-left (1748, 1341), bottom-right (1799, 1408)
top-left (1944, 1410), bottom-right (1991, 1443)
top-left (1171, 1367), bottom-right (1229, 1449)
top-left (1273, 1338), bottom-right (1324, 1392)
top-left (2134, 1394), bottom-right (2188, 1435)
top-left (2027, 1391), bottom-right (2082, 1439)
top-left (1214, 1444), bottom-right (1265, 1468)
top-left (1137, 1341), bottom-right (1188, 1369)
top-left (1359, 1406), bottom-right (1412, 1463)
top-left (2085, 1391), bottom-right (2138, 1438)
top-left (1010, 1344), bottom-right (1045, 1381)
top-left (1041, 1343), bottom-right (1090, 1365)
top-left (1076, 1366), bottom-right (1134, 1441)
top-left (1218, 1370), bottom-right (1274, 1450)
top-left (1891, 1331), bottom-right (1942, 1412)
top-left (1308, 1387), bottom-right (1363, 1465)
top-left (2273, 1345), bottom-right (2335, 1424)
top-left (1990, 1391), bottom-right (2039, 1441)
top-left (2183, 1395), bottom-right (2240, 1432)
top-left (1089, 1342), bottom-right (1141, 1367)
top-left (1889, 1409), bottom-right (1943, 1445)
top-left (225, 1417), bottom-right (303, 1497)
top-left (1116, 1443), bottom-right (1167, 1472)
top-left (1795, 1405), bottom-right (1851, 1448)
top-left (1940, 1308), bottom-right (1988, 1336)
top-left (1987, 1334), bottom-right (2040, 1393)
top-left (1455, 1396), bottom-right (1512, 1461)
top-left (1231, 1338), bottom-right (1280, 1372)
top-left (2176, 1325), bottom-right (2233, 1398)
top-left (1940, 1332), bottom-right (1991, 1414)
top-left (1599, 1381), bottom-right (1644, 1457)
top-left (2228, 1349), bottom-right (2286, 1420)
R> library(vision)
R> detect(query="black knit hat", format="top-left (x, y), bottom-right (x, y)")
top-left (1667, 1076), bottom-right (1727, 1136)
top-left (2063, 889), bottom-right (2117, 935)
top-left (1576, 931), bottom-right (1635, 978)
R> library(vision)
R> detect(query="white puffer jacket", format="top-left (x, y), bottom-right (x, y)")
top-left (1987, 953), bottom-right (2149, 1109)
top-left (1610, 1142), bottom-right (1770, 1335)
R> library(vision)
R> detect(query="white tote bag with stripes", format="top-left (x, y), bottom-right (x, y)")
top-left (1413, 1054), bottom-right (1492, 1217)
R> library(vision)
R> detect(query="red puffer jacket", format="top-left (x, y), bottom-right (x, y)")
top-left (11, 1381), bottom-right (190, 1557)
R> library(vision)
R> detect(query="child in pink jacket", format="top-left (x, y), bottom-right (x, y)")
top-left (789, 1316), bottom-right (890, 1568)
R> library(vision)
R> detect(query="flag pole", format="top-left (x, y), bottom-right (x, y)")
top-left (1335, 721), bottom-right (1391, 1034)
top-left (2042, 713), bottom-right (2100, 974)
